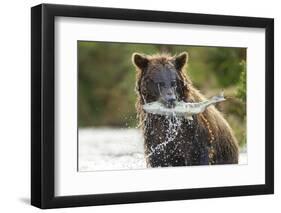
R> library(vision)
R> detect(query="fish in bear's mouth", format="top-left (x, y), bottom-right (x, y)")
top-left (143, 92), bottom-right (225, 120)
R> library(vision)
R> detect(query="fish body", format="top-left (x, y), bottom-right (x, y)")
top-left (143, 93), bottom-right (226, 120)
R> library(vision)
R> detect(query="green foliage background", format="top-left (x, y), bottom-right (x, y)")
top-left (78, 41), bottom-right (247, 147)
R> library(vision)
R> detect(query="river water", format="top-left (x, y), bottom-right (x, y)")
top-left (79, 128), bottom-right (247, 172)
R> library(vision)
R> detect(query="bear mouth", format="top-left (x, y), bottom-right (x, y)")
top-left (164, 102), bottom-right (176, 109)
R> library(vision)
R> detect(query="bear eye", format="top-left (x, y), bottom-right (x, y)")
top-left (158, 82), bottom-right (165, 87)
top-left (171, 81), bottom-right (177, 87)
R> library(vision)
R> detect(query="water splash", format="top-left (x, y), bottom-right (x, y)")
top-left (145, 114), bottom-right (183, 158)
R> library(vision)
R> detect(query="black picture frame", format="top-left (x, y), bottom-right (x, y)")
top-left (31, 3), bottom-right (274, 209)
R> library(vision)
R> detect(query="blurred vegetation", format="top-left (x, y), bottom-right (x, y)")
top-left (237, 60), bottom-right (247, 102)
top-left (78, 41), bottom-right (247, 147)
top-left (236, 60), bottom-right (247, 147)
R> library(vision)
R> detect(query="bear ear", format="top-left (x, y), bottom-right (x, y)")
top-left (173, 52), bottom-right (189, 71)
top-left (132, 53), bottom-right (149, 70)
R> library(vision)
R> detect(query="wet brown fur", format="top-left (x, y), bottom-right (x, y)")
top-left (133, 53), bottom-right (239, 166)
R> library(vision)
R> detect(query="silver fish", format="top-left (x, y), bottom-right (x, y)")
top-left (143, 92), bottom-right (226, 120)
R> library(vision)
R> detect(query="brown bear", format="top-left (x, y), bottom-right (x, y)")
top-left (132, 52), bottom-right (239, 167)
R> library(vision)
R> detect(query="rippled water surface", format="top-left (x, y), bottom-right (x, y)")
top-left (79, 128), bottom-right (247, 172)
